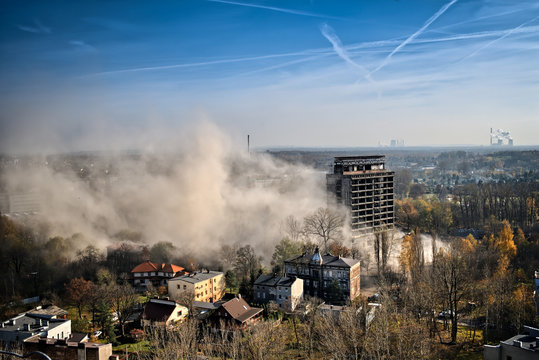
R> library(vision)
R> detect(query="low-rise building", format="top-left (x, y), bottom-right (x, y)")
top-left (131, 260), bottom-right (186, 291)
top-left (141, 298), bottom-right (188, 329)
top-left (168, 270), bottom-right (226, 303)
top-left (484, 325), bottom-right (539, 360)
top-left (253, 275), bottom-right (303, 311)
top-left (23, 336), bottom-right (112, 360)
top-left (210, 295), bottom-right (263, 330)
top-left (27, 304), bottom-right (68, 320)
top-left (0, 314), bottom-right (71, 349)
top-left (284, 248), bottom-right (360, 304)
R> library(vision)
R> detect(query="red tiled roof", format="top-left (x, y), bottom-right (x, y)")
top-left (131, 261), bottom-right (184, 274)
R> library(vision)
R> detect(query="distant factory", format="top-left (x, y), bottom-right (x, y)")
top-left (490, 128), bottom-right (513, 146)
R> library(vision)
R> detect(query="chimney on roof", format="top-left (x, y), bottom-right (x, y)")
top-left (237, 294), bottom-right (242, 299)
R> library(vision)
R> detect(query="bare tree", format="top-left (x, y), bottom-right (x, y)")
top-left (234, 244), bottom-right (261, 281)
top-left (374, 227), bottom-right (394, 276)
top-left (109, 282), bottom-right (139, 336)
top-left (317, 303), bottom-right (365, 360)
top-left (303, 207), bottom-right (344, 253)
top-left (281, 215), bottom-right (304, 242)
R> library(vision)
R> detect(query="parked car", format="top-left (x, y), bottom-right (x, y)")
top-left (438, 310), bottom-right (453, 319)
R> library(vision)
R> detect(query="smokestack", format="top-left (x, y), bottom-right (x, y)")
top-left (247, 135), bottom-right (250, 154)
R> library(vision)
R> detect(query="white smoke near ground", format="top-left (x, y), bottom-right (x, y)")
top-left (350, 230), bottom-right (448, 275)
top-left (1, 122), bottom-right (336, 263)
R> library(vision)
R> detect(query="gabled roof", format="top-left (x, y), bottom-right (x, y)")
top-left (142, 299), bottom-right (185, 322)
top-left (131, 260), bottom-right (184, 274)
top-left (285, 252), bottom-right (359, 268)
top-left (221, 297), bottom-right (262, 323)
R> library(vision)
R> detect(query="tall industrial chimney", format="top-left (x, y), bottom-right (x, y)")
top-left (247, 134), bottom-right (250, 154)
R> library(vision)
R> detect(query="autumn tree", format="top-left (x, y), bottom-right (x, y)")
top-left (66, 277), bottom-right (93, 318)
top-left (399, 231), bottom-right (424, 284)
top-left (395, 199), bottom-right (419, 230)
top-left (303, 207), bottom-right (344, 252)
top-left (484, 220), bottom-right (517, 273)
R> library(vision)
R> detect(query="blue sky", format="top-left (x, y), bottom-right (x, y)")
top-left (1, 0), bottom-right (538, 153)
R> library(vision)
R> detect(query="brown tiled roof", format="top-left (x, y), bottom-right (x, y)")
top-left (222, 297), bottom-right (262, 323)
top-left (131, 260), bottom-right (184, 274)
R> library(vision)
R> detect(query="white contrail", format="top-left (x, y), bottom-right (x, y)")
top-left (85, 22), bottom-right (539, 78)
top-left (86, 51), bottom-right (324, 77)
top-left (369, 0), bottom-right (458, 76)
top-left (458, 15), bottom-right (539, 62)
top-left (320, 23), bottom-right (374, 84)
top-left (207, 0), bottom-right (345, 20)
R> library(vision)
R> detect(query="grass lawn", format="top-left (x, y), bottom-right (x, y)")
top-left (112, 340), bottom-right (151, 354)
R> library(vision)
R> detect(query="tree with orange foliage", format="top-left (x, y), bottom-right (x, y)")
top-left (485, 220), bottom-right (517, 273)
top-left (66, 277), bottom-right (93, 318)
top-left (399, 231), bottom-right (424, 284)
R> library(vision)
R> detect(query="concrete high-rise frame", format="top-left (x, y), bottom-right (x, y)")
top-left (326, 155), bottom-right (394, 236)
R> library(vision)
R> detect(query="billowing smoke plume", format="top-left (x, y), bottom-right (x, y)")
top-left (2, 122), bottom-right (332, 262)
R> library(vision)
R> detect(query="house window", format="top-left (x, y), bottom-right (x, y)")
top-left (183, 285), bottom-right (187, 290)
top-left (177, 285), bottom-right (181, 289)
top-left (279, 295), bottom-right (282, 299)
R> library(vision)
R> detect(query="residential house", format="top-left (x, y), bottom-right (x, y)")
top-left (253, 275), bottom-right (303, 311)
top-left (23, 336), bottom-right (112, 360)
top-left (168, 270), bottom-right (226, 303)
top-left (0, 314), bottom-right (71, 349)
top-left (131, 260), bottom-right (186, 291)
top-left (141, 298), bottom-right (188, 329)
top-left (484, 325), bottom-right (539, 360)
top-left (284, 248), bottom-right (360, 304)
top-left (210, 295), bottom-right (263, 330)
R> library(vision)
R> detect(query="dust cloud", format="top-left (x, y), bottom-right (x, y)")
top-left (1, 122), bottom-right (332, 262)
